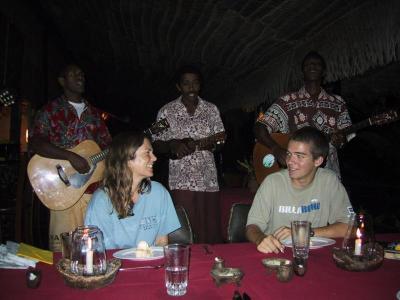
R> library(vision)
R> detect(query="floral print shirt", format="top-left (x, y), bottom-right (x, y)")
top-left (30, 97), bottom-right (111, 150)
top-left (153, 96), bottom-right (225, 192)
top-left (257, 86), bottom-right (352, 177)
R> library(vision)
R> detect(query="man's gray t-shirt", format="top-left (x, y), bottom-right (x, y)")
top-left (246, 168), bottom-right (353, 235)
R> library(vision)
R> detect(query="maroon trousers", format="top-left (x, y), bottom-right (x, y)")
top-left (171, 190), bottom-right (222, 244)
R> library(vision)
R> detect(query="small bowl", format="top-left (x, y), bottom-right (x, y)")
top-left (261, 258), bottom-right (293, 282)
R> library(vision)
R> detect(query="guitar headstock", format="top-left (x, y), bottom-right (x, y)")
top-left (146, 118), bottom-right (170, 135)
top-left (370, 110), bottom-right (399, 126)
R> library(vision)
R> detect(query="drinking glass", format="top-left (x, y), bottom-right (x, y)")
top-left (291, 220), bottom-right (311, 276)
top-left (70, 225), bottom-right (107, 276)
top-left (163, 244), bottom-right (189, 296)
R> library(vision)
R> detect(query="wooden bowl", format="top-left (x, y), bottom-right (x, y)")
top-left (56, 258), bottom-right (121, 289)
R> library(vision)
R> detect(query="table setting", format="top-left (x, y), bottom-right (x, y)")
top-left (0, 220), bottom-right (399, 299)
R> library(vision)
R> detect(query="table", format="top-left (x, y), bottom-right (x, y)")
top-left (220, 188), bottom-right (254, 241)
top-left (0, 234), bottom-right (399, 300)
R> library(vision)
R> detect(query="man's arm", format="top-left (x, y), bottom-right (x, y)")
top-left (152, 139), bottom-right (195, 159)
top-left (155, 235), bottom-right (168, 246)
top-left (313, 222), bottom-right (348, 238)
top-left (29, 136), bottom-right (90, 173)
top-left (246, 224), bottom-right (284, 254)
top-left (254, 122), bottom-right (287, 166)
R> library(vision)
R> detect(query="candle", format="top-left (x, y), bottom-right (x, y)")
top-left (354, 228), bottom-right (362, 256)
top-left (86, 236), bottom-right (93, 274)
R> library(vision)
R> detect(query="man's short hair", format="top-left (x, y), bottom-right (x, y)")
top-left (174, 65), bottom-right (203, 84)
top-left (290, 126), bottom-right (329, 161)
top-left (301, 51), bottom-right (327, 71)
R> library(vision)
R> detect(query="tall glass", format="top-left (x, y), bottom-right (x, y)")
top-left (70, 225), bottom-right (107, 276)
top-left (163, 244), bottom-right (189, 296)
top-left (291, 221), bottom-right (311, 276)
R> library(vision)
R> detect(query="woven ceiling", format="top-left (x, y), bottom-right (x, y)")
top-left (34, 0), bottom-right (399, 118)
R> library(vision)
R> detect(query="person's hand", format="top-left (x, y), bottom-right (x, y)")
top-left (271, 145), bottom-right (287, 167)
top-left (273, 226), bottom-right (291, 242)
top-left (256, 234), bottom-right (285, 254)
top-left (170, 139), bottom-right (196, 159)
top-left (330, 131), bottom-right (346, 148)
top-left (68, 152), bottom-right (90, 174)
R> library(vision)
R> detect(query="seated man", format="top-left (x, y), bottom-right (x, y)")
top-left (246, 126), bottom-right (353, 254)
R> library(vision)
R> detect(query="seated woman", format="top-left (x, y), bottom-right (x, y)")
top-left (84, 131), bottom-right (181, 249)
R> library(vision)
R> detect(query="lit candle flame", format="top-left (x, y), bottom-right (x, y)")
top-left (356, 228), bottom-right (362, 238)
top-left (25, 129), bottom-right (29, 143)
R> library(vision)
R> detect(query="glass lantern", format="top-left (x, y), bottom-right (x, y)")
top-left (342, 213), bottom-right (376, 259)
top-left (70, 225), bottom-right (107, 276)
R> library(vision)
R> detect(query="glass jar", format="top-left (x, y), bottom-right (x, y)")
top-left (70, 225), bottom-right (107, 276)
top-left (342, 213), bottom-right (375, 258)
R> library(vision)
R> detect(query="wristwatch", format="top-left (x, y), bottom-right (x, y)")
top-left (310, 229), bottom-right (315, 237)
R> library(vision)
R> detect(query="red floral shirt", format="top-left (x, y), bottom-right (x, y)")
top-left (31, 97), bottom-right (111, 149)
top-left (30, 97), bottom-right (111, 193)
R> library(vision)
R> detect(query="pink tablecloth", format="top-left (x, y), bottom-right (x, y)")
top-left (220, 188), bottom-right (254, 241)
top-left (1, 234), bottom-right (399, 300)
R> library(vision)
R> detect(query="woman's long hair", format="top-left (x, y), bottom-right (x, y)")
top-left (102, 131), bottom-right (151, 218)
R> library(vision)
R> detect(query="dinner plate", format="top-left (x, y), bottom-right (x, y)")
top-left (113, 246), bottom-right (164, 261)
top-left (281, 237), bottom-right (336, 249)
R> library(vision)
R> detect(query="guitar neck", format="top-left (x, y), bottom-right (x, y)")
top-left (195, 133), bottom-right (225, 150)
top-left (89, 149), bottom-right (109, 165)
top-left (341, 119), bottom-right (372, 135)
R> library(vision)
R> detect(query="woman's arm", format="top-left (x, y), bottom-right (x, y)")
top-left (155, 235), bottom-right (168, 246)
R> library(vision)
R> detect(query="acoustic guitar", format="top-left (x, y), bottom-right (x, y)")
top-left (171, 131), bottom-right (226, 159)
top-left (253, 110), bottom-right (399, 184)
top-left (27, 119), bottom-right (169, 211)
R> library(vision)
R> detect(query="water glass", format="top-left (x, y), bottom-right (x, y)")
top-left (291, 221), bottom-right (311, 258)
top-left (163, 244), bottom-right (189, 296)
top-left (70, 225), bottom-right (107, 276)
top-left (291, 221), bottom-right (311, 276)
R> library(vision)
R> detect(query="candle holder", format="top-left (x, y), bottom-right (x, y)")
top-left (210, 257), bottom-right (244, 287)
top-left (56, 258), bottom-right (121, 290)
top-left (70, 225), bottom-right (107, 276)
top-left (333, 213), bottom-right (383, 271)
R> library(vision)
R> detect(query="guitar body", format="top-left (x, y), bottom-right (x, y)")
top-left (253, 133), bottom-right (290, 184)
top-left (27, 140), bottom-right (105, 211)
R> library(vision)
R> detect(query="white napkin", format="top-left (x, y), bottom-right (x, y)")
top-left (0, 241), bottom-right (37, 269)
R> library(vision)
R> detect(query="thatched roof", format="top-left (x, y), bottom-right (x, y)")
top-left (1, 0), bottom-right (399, 117)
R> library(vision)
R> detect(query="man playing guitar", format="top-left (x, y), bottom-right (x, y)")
top-left (29, 64), bottom-right (111, 251)
top-left (152, 65), bottom-right (226, 244)
top-left (254, 51), bottom-right (352, 180)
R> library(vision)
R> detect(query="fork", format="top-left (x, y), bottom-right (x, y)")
top-left (119, 264), bottom-right (164, 271)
